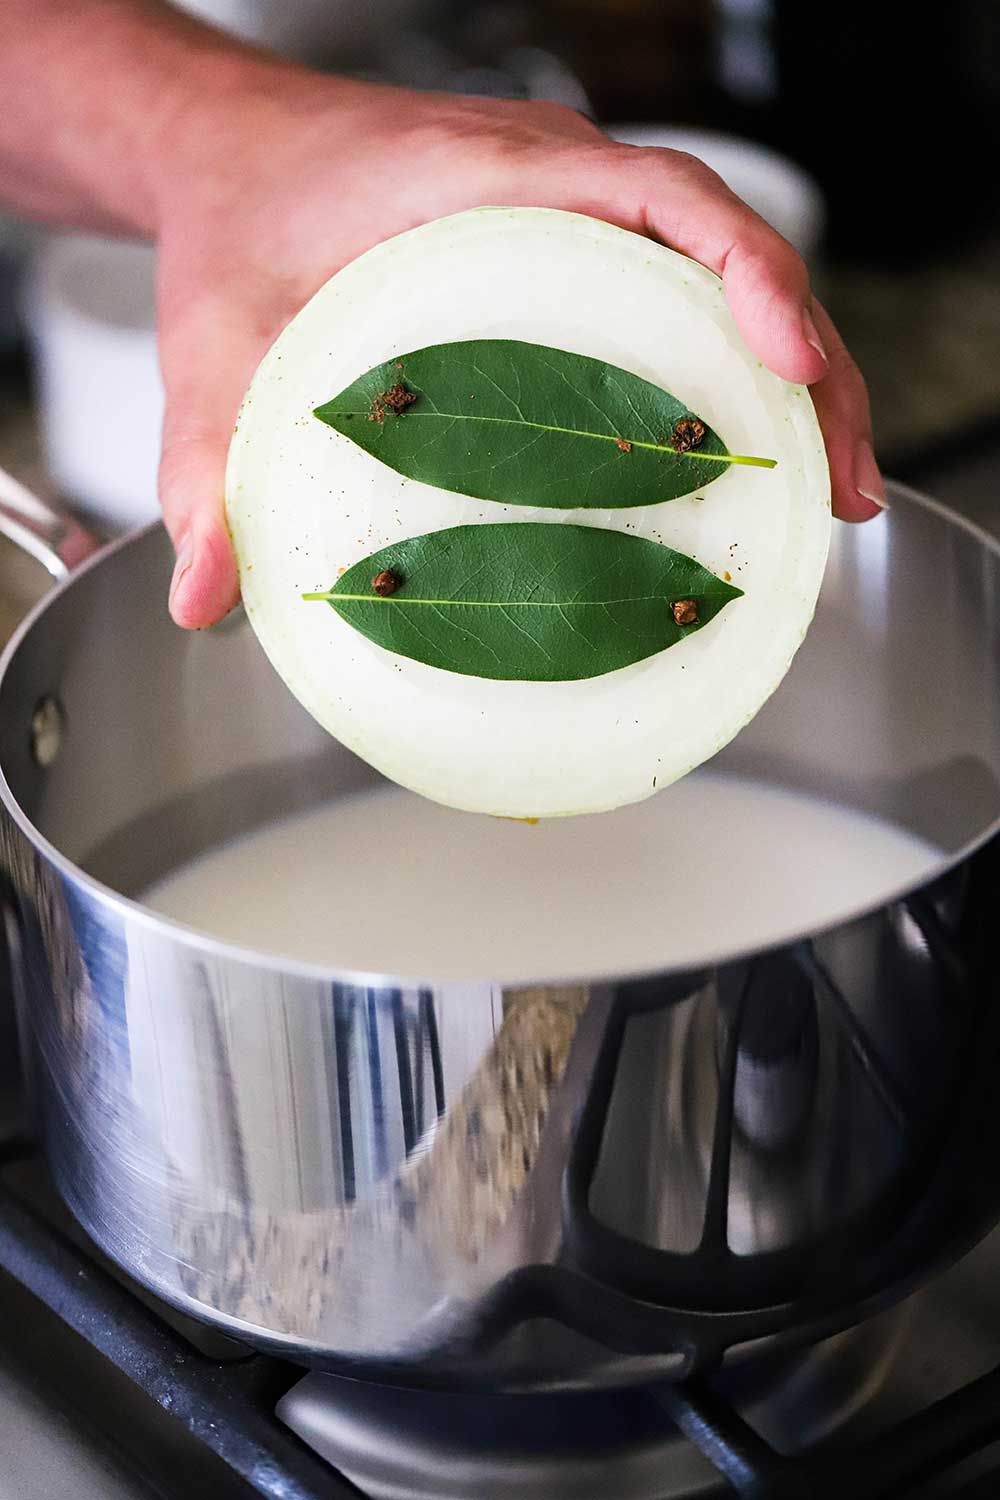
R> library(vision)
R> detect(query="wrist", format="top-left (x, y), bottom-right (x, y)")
top-left (143, 38), bottom-right (340, 239)
top-left (139, 33), bottom-right (286, 236)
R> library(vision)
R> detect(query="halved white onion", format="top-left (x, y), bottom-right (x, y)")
top-left (226, 208), bottom-right (830, 818)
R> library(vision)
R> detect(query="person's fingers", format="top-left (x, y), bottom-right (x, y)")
top-left (610, 151), bottom-right (884, 520)
top-left (512, 143), bottom-right (883, 519)
top-left (536, 144), bottom-right (830, 387)
top-left (806, 299), bottom-right (886, 521)
top-left (160, 417), bottom-right (240, 628)
top-left (157, 289), bottom-right (266, 628)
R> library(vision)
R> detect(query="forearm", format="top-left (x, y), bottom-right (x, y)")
top-left (0, 0), bottom-right (284, 236)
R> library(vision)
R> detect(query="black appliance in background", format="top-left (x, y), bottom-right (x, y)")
top-left (530, 0), bottom-right (1000, 264)
top-left (765, 1), bottom-right (1000, 263)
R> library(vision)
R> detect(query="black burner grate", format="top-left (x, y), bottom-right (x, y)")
top-left (5, 1139), bottom-right (1000, 1499)
top-left (0, 1152), bottom-right (351, 1500)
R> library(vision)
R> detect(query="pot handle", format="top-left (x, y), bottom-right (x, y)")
top-left (0, 465), bottom-right (102, 581)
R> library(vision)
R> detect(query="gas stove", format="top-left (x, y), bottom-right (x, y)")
top-left (4, 1134), bottom-right (1000, 1500)
top-left (4, 445), bottom-right (1000, 1499)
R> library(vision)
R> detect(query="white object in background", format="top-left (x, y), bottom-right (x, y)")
top-left (26, 235), bottom-right (163, 534)
top-left (172, 0), bottom-right (431, 62)
top-left (606, 126), bottom-right (826, 264)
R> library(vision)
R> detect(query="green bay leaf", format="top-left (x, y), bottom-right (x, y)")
top-left (303, 523), bottom-right (742, 681)
top-left (313, 339), bottom-right (774, 509)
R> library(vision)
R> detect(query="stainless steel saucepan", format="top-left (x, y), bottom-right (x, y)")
top-left (2, 472), bottom-right (1000, 1392)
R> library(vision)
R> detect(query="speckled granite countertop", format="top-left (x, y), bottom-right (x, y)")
top-left (0, 367), bottom-right (49, 504)
top-left (826, 230), bottom-right (1000, 467)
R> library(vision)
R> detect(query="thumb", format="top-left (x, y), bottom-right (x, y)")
top-left (157, 290), bottom-right (263, 629)
top-left (160, 415), bottom-right (240, 629)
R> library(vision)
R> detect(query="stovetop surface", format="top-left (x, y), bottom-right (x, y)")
top-left (5, 1141), bottom-right (1000, 1500)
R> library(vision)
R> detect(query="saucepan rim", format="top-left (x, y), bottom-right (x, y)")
top-left (1, 481), bottom-right (999, 995)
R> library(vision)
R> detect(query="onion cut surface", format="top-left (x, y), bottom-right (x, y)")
top-left (226, 208), bottom-right (830, 818)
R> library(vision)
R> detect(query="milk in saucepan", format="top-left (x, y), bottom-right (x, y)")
top-left (142, 774), bottom-right (943, 982)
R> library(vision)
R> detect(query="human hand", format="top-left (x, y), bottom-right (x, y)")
top-left (153, 65), bottom-right (884, 629)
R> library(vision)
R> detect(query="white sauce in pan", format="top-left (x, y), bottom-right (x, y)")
top-left (141, 774), bottom-right (944, 983)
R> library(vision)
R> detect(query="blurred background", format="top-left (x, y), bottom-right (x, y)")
top-left (1, 0), bottom-right (998, 541)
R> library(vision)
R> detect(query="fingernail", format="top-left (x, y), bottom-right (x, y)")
top-left (169, 531), bottom-right (194, 609)
top-left (802, 305), bottom-right (828, 366)
top-left (855, 438), bottom-right (889, 510)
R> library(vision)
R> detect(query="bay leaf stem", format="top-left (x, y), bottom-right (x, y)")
top-left (302, 592), bottom-right (699, 606)
top-left (332, 408), bottom-right (775, 469)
